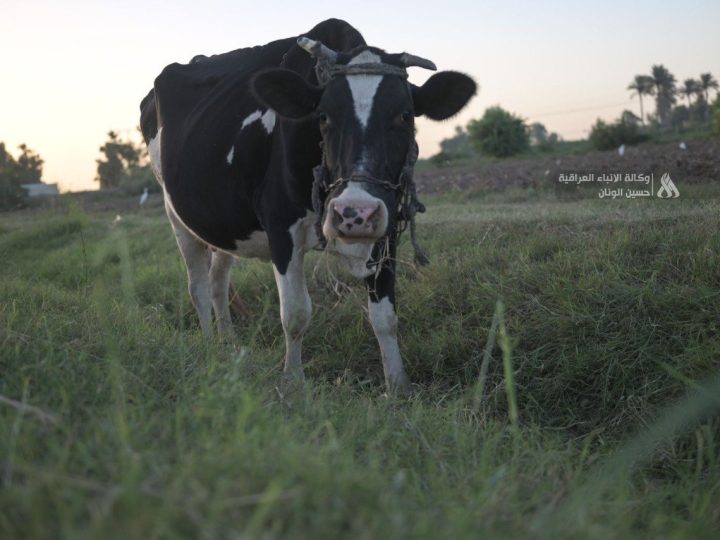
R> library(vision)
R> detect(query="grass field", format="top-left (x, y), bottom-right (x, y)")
top-left (1, 189), bottom-right (720, 538)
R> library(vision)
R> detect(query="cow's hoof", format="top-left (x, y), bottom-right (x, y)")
top-left (277, 368), bottom-right (308, 401)
top-left (219, 330), bottom-right (238, 346)
top-left (385, 374), bottom-right (412, 397)
top-left (282, 365), bottom-right (306, 381)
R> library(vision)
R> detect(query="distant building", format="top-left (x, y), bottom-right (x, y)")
top-left (20, 183), bottom-right (59, 198)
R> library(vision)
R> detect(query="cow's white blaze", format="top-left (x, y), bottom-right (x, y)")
top-left (368, 297), bottom-right (409, 389)
top-left (241, 109), bottom-right (276, 134)
top-left (148, 127), bottom-right (163, 183)
top-left (347, 51), bottom-right (382, 129)
top-left (226, 146), bottom-right (234, 165)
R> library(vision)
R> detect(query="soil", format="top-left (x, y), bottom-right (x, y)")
top-left (414, 138), bottom-right (720, 194)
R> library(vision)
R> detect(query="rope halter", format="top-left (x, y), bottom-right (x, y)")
top-left (298, 36), bottom-right (433, 266)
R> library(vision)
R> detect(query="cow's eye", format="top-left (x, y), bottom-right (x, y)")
top-left (318, 112), bottom-right (329, 126)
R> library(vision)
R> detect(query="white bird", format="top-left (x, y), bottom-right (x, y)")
top-left (679, 141), bottom-right (687, 151)
top-left (139, 187), bottom-right (149, 206)
top-left (113, 214), bottom-right (123, 225)
top-left (618, 144), bottom-right (625, 157)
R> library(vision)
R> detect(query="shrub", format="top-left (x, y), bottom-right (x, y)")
top-left (712, 97), bottom-right (720, 135)
top-left (0, 176), bottom-right (25, 210)
top-left (589, 118), bottom-right (651, 151)
top-left (119, 165), bottom-right (160, 196)
top-left (467, 106), bottom-right (530, 157)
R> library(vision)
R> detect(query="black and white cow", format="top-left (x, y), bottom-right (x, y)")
top-left (140, 19), bottom-right (475, 392)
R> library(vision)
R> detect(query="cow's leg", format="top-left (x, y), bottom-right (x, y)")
top-left (272, 249), bottom-right (311, 377)
top-left (165, 203), bottom-right (212, 334)
top-left (210, 250), bottom-right (235, 338)
top-left (366, 243), bottom-right (410, 393)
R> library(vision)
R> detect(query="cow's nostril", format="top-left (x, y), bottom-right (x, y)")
top-left (330, 202), bottom-right (384, 236)
top-left (342, 206), bottom-right (358, 219)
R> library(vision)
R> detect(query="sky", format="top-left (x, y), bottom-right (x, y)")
top-left (1, 0), bottom-right (719, 192)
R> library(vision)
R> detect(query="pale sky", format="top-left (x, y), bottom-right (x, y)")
top-left (2, 0), bottom-right (719, 192)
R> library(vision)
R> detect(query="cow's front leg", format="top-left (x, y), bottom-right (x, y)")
top-left (366, 244), bottom-right (410, 394)
top-left (272, 249), bottom-right (311, 377)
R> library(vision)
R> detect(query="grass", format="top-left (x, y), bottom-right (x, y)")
top-left (1, 190), bottom-right (719, 538)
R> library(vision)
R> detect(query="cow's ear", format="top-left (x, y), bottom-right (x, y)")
top-left (411, 71), bottom-right (476, 120)
top-left (252, 69), bottom-right (322, 119)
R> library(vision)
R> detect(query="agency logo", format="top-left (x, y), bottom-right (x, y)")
top-left (657, 173), bottom-right (680, 198)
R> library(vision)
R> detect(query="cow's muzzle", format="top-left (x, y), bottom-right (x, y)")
top-left (322, 186), bottom-right (389, 241)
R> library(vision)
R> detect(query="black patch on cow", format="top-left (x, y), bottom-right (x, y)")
top-left (342, 207), bottom-right (358, 218)
top-left (353, 217), bottom-right (363, 225)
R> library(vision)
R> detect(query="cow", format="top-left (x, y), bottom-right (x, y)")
top-left (140, 19), bottom-right (475, 393)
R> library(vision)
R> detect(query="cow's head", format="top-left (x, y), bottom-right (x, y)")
top-left (253, 38), bottom-right (475, 272)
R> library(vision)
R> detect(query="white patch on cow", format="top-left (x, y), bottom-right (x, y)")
top-left (368, 297), bottom-right (409, 390)
top-left (241, 110), bottom-right (262, 129)
top-left (233, 231), bottom-right (271, 260)
top-left (272, 212), bottom-right (317, 375)
top-left (148, 127), bottom-right (163, 183)
top-left (241, 109), bottom-right (275, 134)
top-left (347, 51), bottom-right (382, 129)
top-left (226, 146), bottom-right (234, 165)
top-left (329, 240), bottom-right (376, 278)
top-left (261, 109), bottom-right (276, 134)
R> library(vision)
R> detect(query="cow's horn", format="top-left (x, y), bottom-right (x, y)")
top-left (297, 37), bottom-right (338, 63)
top-left (399, 53), bottom-right (437, 71)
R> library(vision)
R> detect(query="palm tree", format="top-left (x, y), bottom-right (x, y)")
top-left (698, 73), bottom-right (718, 124)
top-left (651, 64), bottom-right (677, 126)
top-left (627, 75), bottom-right (655, 125)
top-left (679, 78), bottom-right (700, 108)
top-left (698, 73), bottom-right (719, 104)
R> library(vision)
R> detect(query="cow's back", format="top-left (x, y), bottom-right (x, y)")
top-left (142, 37), bottom-right (294, 250)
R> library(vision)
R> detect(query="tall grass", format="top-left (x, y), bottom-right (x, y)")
top-left (1, 192), bottom-right (719, 538)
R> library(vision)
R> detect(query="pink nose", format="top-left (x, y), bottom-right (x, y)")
top-left (332, 203), bottom-right (381, 237)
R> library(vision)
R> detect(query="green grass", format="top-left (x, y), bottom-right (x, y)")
top-left (1, 191), bottom-right (719, 538)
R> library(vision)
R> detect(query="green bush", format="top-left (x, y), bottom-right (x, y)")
top-left (119, 164), bottom-right (161, 196)
top-left (467, 106), bottom-right (530, 157)
top-left (589, 118), bottom-right (651, 151)
top-left (712, 97), bottom-right (720, 135)
top-left (0, 176), bottom-right (25, 210)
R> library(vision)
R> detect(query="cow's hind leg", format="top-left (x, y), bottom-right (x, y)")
top-left (272, 250), bottom-right (311, 377)
top-left (166, 204), bottom-right (212, 334)
top-left (210, 250), bottom-right (235, 339)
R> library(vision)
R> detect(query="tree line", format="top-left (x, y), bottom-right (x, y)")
top-left (627, 66), bottom-right (717, 128)
top-left (436, 65), bottom-right (720, 160)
